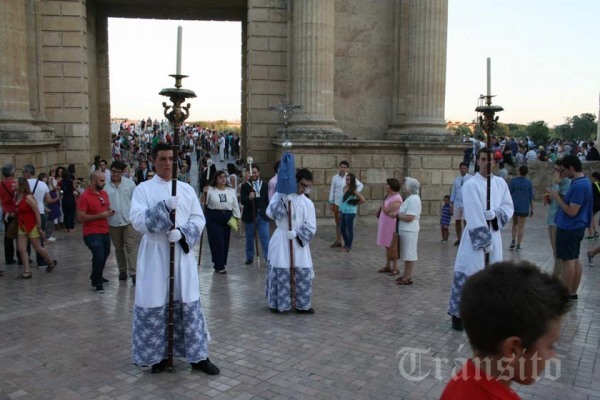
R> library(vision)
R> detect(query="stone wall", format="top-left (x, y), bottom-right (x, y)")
top-left (271, 139), bottom-right (468, 218)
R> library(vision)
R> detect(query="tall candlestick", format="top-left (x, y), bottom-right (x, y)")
top-left (486, 57), bottom-right (491, 97)
top-left (176, 26), bottom-right (183, 75)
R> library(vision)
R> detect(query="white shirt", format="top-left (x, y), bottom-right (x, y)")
top-left (450, 174), bottom-right (472, 208)
top-left (329, 173), bottom-right (364, 206)
top-left (27, 178), bottom-right (49, 215)
top-left (398, 195), bottom-right (421, 232)
top-left (206, 187), bottom-right (241, 218)
top-left (105, 177), bottom-right (136, 227)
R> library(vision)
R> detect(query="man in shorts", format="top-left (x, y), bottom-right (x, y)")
top-left (549, 155), bottom-right (592, 300)
top-left (449, 162), bottom-right (471, 246)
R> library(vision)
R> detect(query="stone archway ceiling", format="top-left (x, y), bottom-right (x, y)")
top-left (96, 0), bottom-right (248, 21)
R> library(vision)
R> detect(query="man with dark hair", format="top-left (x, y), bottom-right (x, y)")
top-left (441, 261), bottom-right (571, 399)
top-left (328, 160), bottom-right (363, 248)
top-left (130, 142), bottom-right (219, 375)
top-left (448, 149), bottom-right (514, 331)
top-left (266, 168), bottom-right (317, 313)
top-left (240, 164), bottom-right (270, 265)
top-left (105, 160), bottom-right (139, 284)
top-left (587, 141), bottom-right (600, 161)
top-left (449, 162), bottom-right (471, 246)
top-left (135, 160), bottom-right (151, 185)
top-left (549, 154), bottom-right (593, 300)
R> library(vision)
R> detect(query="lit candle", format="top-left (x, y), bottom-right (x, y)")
top-left (486, 57), bottom-right (491, 97)
top-left (176, 26), bottom-right (183, 75)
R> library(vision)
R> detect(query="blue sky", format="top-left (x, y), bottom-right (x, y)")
top-left (446, 0), bottom-right (600, 126)
top-left (108, 1), bottom-right (600, 127)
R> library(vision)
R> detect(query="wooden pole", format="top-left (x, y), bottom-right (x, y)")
top-left (288, 199), bottom-right (295, 309)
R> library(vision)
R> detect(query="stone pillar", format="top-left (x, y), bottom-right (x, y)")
top-left (387, 0), bottom-right (449, 142)
top-left (288, 0), bottom-right (344, 139)
top-left (0, 0), bottom-right (43, 140)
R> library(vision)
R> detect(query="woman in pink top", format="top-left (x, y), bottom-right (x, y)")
top-left (376, 178), bottom-right (403, 275)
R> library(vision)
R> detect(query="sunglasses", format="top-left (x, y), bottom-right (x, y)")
top-left (98, 196), bottom-right (105, 206)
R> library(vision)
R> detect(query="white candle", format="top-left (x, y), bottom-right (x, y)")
top-left (486, 57), bottom-right (491, 97)
top-left (176, 26), bottom-right (183, 75)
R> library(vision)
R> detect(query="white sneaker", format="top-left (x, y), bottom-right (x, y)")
top-left (46, 237), bottom-right (57, 242)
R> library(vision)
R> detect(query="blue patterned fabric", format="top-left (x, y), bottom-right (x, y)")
top-left (266, 264), bottom-right (312, 311)
top-left (447, 271), bottom-right (468, 318)
top-left (144, 201), bottom-right (172, 233)
top-left (495, 207), bottom-right (510, 229)
top-left (132, 300), bottom-right (209, 366)
top-left (468, 225), bottom-right (491, 250)
top-left (297, 221), bottom-right (315, 245)
top-left (179, 219), bottom-right (201, 248)
top-left (270, 196), bottom-right (289, 220)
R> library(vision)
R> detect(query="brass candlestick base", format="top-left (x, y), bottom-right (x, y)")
top-left (160, 75), bottom-right (197, 127)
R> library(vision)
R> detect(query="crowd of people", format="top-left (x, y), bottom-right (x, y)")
top-left (3, 128), bottom-right (596, 396)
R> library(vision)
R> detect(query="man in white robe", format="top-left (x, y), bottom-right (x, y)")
top-left (129, 143), bottom-right (219, 375)
top-left (266, 168), bottom-right (317, 313)
top-left (448, 149), bottom-right (514, 331)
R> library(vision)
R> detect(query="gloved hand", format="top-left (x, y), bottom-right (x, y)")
top-left (286, 230), bottom-right (297, 240)
top-left (483, 209), bottom-right (495, 220)
top-left (484, 244), bottom-right (493, 254)
top-left (167, 228), bottom-right (182, 242)
top-left (165, 196), bottom-right (180, 211)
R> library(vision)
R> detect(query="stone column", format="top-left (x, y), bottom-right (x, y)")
top-left (0, 0), bottom-right (43, 140)
top-left (388, 0), bottom-right (449, 141)
top-left (288, 0), bottom-right (344, 139)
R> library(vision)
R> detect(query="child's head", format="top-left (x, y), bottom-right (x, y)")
top-left (461, 261), bottom-right (571, 384)
top-left (443, 195), bottom-right (450, 204)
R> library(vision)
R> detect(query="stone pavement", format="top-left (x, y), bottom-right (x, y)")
top-left (2, 200), bottom-right (600, 399)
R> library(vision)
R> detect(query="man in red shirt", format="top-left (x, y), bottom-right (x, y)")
top-left (77, 171), bottom-right (115, 292)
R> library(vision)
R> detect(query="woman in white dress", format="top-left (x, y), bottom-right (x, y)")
top-left (396, 177), bottom-right (422, 285)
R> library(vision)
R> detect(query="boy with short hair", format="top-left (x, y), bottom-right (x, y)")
top-left (441, 261), bottom-right (571, 399)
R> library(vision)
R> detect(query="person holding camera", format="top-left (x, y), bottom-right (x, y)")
top-left (338, 173), bottom-right (365, 252)
top-left (77, 171), bottom-right (115, 292)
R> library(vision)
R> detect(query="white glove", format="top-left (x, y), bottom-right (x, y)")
top-left (165, 196), bottom-right (180, 211)
top-left (167, 229), bottom-right (182, 242)
top-left (286, 230), bottom-right (297, 240)
top-left (484, 244), bottom-right (493, 254)
top-left (483, 209), bottom-right (495, 220)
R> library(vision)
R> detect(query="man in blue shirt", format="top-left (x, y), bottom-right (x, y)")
top-left (549, 155), bottom-right (593, 300)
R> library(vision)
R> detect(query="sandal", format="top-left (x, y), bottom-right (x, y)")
top-left (395, 276), bottom-right (405, 283)
top-left (377, 267), bottom-right (392, 273)
top-left (16, 272), bottom-right (32, 279)
top-left (46, 260), bottom-right (57, 273)
top-left (396, 277), bottom-right (413, 285)
top-left (388, 270), bottom-right (400, 276)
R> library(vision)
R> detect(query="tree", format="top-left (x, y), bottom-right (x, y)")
top-left (525, 120), bottom-right (550, 145)
top-left (571, 113), bottom-right (596, 140)
top-left (453, 124), bottom-right (471, 137)
top-left (553, 113), bottom-right (597, 141)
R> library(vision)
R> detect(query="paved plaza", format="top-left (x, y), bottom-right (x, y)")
top-left (2, 199), bottom-right (600, 399)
